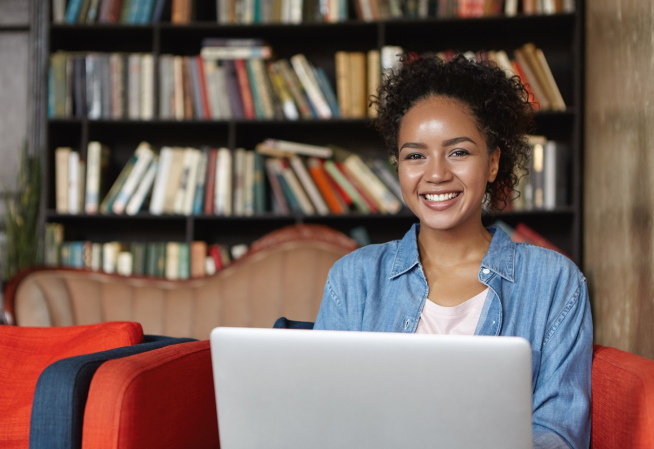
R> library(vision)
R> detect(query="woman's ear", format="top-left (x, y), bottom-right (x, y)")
top-left (488, 147), bottom-right (501, 183)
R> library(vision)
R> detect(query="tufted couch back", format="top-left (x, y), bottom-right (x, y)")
top-left (4, 225), bottom-right (357, 340)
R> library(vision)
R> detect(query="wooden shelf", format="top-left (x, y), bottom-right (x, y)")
top-left (40, 3), bottom-right (585, 261)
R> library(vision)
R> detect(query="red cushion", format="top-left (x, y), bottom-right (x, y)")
top-left (0, 322), bottom-right (143, 449)
top-left (82, 340), bottom-right (218, 449)
top-left (591, 345), bottom-right (654, 449)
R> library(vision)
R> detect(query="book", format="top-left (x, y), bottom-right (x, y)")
top-left (182, 148), bottom-right (201, 215)
top-left (171, 0), bottom-right (192, 23)
top-left (193, 149), bottom-right (209, 214)
top-left (111, 142), bottom-right (155, 214)
top-left (178, 243), bottom-right (190, 279)
top-left (191, 241), bottom-right (208, 278)
top-left (543, 141), bottom-right (569, 210)
top-left (215, 147), bottom-right (233, 215)
top-left (204, 149), bottom-right (218, 214)
top-left (259, 139), bottom-right (332, 158)
top-left (149, 146), bottom-right (173, 214)
top-left (333, 147), bottom-right (402, 213)
top-left (126, 157), bottom-right (158, 215)
top-left (324, 159), bottom-right (370, 213)
top-left (367, 49), bottom-right (380, 118)
top-left (267, 62), bottom-right (299, 120)
top-left (290, 54), bottom-right (332, 119)
top-left (307, 157), bottom-right (347, 214)
top-left (289, 156), bottom-right (329, 215)
top-left (253, 152), bottom-right (266, 213)
top-left (531, 140), bottom-right (545, 209)
top-left (514, 48), bottom-right (549, 110)
top-left (313, 67), bottom-right (340, 118)
top-left (244, 150), bottom-right (255, 215)
top-left (140, 53), bottom-right (154, 119)
top-left (102, 241), bottom-right (120, 273)
top-left (163, 148), bottom-right (185, 213)
top-left (127, 53), bottom-right (141, 119)
top-left (234, 59), bottom-right (257, 119)
top-left (337, 161), bottom-right (378, 213)
top-left (65, 0), bottom-right (84, 23)
top-left (368, 159), bottom-right (403, 204)
top-left (165, 242), bottom-right (180, 279)
top-left (55, 147), bottom-right (71, 213)
top-left (117, 251), bottom-right (134, 276)
top-left (233, 148), bottom-right (246, 215)
top-left (275, 59), bottom-right (313, 119)
top-left (68, 151), bottom-right (80, 215)
top-left (334, 51), bottom-right (351, 118)
top-left (131, 242), bottom-right (147, 275)
top-left (85, 141), bottom-right (110, 214)
top-left (349, 52), bottom-right (367, 118)
top-left (201, 46), bottom-right (273, 60)
top-left (264, 158), bottom-right (290, 214)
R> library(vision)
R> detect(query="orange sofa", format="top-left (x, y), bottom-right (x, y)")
top-left (591, 345), bottom-right (654, 448)
top-left (72, 343), bottom-right (654, 449)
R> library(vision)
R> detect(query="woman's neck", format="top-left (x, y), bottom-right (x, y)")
top-left (417, 219), bottom-right (492, 268)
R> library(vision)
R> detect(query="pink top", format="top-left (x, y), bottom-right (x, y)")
top-left (415, 288), bottom-right (489, 335)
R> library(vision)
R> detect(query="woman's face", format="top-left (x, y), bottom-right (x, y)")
top-left (397, 96), bottom-right (500, 232)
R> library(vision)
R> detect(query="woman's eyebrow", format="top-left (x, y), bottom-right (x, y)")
top-left (442, 136), bottom-right (477, 146)
top-left (399, 142), bottom-right (428, 151)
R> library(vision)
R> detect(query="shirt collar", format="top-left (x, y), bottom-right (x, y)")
top-left (389, 223), bottom-right (515, 282)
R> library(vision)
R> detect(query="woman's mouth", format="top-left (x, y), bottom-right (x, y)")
top-left (423, 192), bottom-right (461, 202)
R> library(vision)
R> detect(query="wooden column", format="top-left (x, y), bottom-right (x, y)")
top-left (585, 0), bottom-right (654, 359)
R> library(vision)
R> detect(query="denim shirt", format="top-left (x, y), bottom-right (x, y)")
top-left (315, 224), bottom-right (592, 449)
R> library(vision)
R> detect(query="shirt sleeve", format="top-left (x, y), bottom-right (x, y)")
top-left (313, 270), bottom-right (349, 330)
top-left (532, 275), bottom-right (593, 449)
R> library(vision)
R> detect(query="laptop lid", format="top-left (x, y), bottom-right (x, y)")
top-left (210, 328), bottom-right (533, 449)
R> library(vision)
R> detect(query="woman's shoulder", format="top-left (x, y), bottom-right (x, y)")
top-left (330, 239), bottom-right (400, 276)
top-left (513, 240), bottom-right (585, 284)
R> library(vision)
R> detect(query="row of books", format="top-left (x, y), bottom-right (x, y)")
top-left (48, 41), bottom-right (566, 121)
top-left (54, 139), bottom-right (404, 217)
top-left (160, 43), bottom-right (342, 121)
top-left (53, 0), bottom-right (167, 24)
top-left (52, 0), bottom-right (575, 25)
top-left (409, 0), bottom-right (574, 19)
top-left (48, 44), bottom-right (345, 121)
top-left (483, 43), bottom-right (566, 112)
top-left (49, 52), bottom-right (155, 120)
top-left (435, 43), bottom-right (565, 112)
top-left (507, 137), bottom-right (569, 212)
top-left (45, 224), bottom-right (248, 279)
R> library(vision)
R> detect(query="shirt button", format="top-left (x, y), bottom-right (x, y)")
top-left (482, 268), bottom-right (490, 274)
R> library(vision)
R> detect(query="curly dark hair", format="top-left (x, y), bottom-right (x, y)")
top-left (372, 54), bottom-right (536, 212)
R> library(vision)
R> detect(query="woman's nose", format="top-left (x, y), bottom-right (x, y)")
top-left (425, 157), bottom-right (452, 182)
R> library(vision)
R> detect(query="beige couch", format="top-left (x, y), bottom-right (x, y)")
top-left (3, 224), bottom-right (356, 339)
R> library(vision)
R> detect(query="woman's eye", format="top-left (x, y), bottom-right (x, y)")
top-left (405, 153), bottom-right (424, 160)
top-left (451, 150), bottom-right (470, 157)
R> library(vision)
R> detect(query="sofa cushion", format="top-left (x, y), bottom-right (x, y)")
top-left (82, 340), bottom-right (217, 449)
top-left (0, 322), bottom-right (143, 449)
top-left (591, 345), bottom-right (654, 449)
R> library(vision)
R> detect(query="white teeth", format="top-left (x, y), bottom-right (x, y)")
top-left (424, 192), bottom-right (459, 202)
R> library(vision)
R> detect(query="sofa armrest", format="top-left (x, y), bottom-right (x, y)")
top-left (29, 336), bottom-right (196, 449)
top-left (591, 344), bottom-right (654, 449)
top-left (81, 340), bottom-right (218, 449)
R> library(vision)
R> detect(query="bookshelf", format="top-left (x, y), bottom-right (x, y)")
top-left (36, 3), bottom-right (585, 263)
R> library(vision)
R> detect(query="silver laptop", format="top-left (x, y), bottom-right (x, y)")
top-left (210, 328), bottom-right (533, 449)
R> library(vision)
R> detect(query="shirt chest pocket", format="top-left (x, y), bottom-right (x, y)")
top-left (531, 349), bottom-right (542, 392)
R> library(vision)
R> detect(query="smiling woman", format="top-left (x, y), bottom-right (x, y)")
top-left (314, 54), bottom-right (593, 449)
